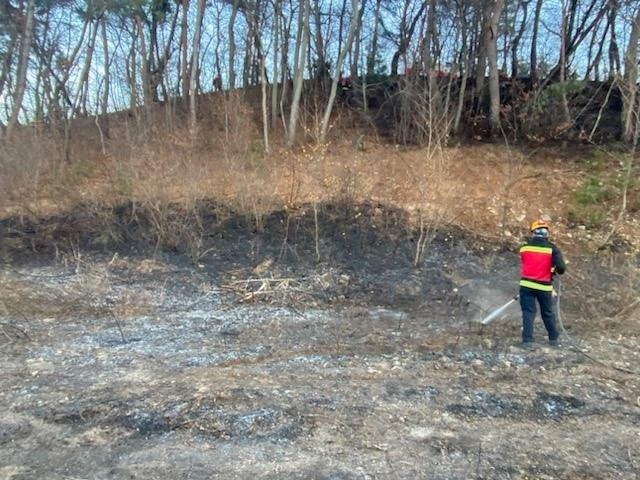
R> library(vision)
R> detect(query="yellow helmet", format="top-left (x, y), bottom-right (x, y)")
top-left (530, 219), bottom-right (550, 231)
top-left (530, 219), bottom-right (550, 236)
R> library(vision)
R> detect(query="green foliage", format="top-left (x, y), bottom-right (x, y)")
top-left (366, 56), bottom-right (388, 78)
top-left (56, 159), bottom-right (96, 188)
top-left (568, 177), bottom-right (607, 227)
top-left (362, 73), bottom-right (391, 87)
top-left (245, 140), bottom-right (265, 171)
top-left (113, 170), bottom-right (131, 196)
top-left (548, 78), bottom-right (585, 96)
top-left (567, 143), bottom-right (639, 227)
top-left (533, 79), bottom-right (586, 115)
top-left (573, 176), bottom-right (614, 206)
top-left (566, 206), bottom-right (606, 229)
top-left (586, 148), bottom-right (608, 169)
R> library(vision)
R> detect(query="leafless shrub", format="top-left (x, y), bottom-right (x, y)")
top-left (393, 75), bottom-right (455, 148)
top-left (601, 257), bottom-right (640, 323)
top-left (0, 125), bottom-right (64, 210)
top-left (401, 146), bottom-right (465, 268)
top-left (200, 89), bottom-right (260, 158)
top-left (565, 253), bottom-right (640, 333)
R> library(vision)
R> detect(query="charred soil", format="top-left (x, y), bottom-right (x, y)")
top-left (1, 191), bottom-right (640, 479)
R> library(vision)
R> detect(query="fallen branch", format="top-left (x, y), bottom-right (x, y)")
top-left (220, 276), bottom-right (312, 303)
top-left (0, 323), bottom-right (30, 343)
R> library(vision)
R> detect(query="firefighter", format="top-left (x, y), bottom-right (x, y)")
top-left (519, 219), bottom-right (567, 347)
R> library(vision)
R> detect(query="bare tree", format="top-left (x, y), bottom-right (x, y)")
top-left (311, 0), bottom-right (328, 91)
top-left (179, 0), bottom-right (190, 102)
top-left (0, 5), bottom-right (19, 126)
top-left (70, 15), bottom-right (98, 116)
top-left (146, 0), bottom-right (179, 103)
top-left (6, 0), bottom-right (35, 140)
top-left (558, 1), bottom-right (571, 126)
top-left (228, 0), bottom-right (242, 89)
top-left (483, 0), bottom-right (506, 135)
top-left (319, 0), bottom-right (359, 144)
top-left (277, 1), bottom-right (295, 131)
top-left (547, 0), bottom-right (609, 82)
top-left (286, 0), bottom-right (310, 147)
top-left (349, 0), bottom-right (367, 80)
top-left (384, 0), bottom-right (427, 75)
top-left (270, 0), bottom-right (282, 127)
top-left (366, 0), bottom-right (381, 77)
top-left (452, 0), bottom-right (474, 135)
top-left (190, 0), bottom-right (206, 136)
top-left (98, 15), bottom-right (110, 141)
top-left (419, 0), bottom-right (438, 73)
top-left (210, 0), bottom-right (224, 94)
top-left (508, 0), bottom-right (529, 78)
top-left (530, 0), bottom-right (543, 84)
top-left (606, 3), bottom-right (621, 77)
top-left (621, 5), bottom-right (640, 144)
top-left (135, 11), bottom-right (152, 111)
top-left (598, 12), bottom-right (639, 249)
top-left (244, 0), bottom-right (271, 152)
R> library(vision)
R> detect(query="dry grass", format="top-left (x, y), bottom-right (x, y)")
top-left (0, 119), bottom-right (628, 250)
top-left (0, 123), bottom-right (629, 247)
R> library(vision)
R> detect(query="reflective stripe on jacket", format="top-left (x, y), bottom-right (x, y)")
top-left (520, 244), bottom-right (554, 291)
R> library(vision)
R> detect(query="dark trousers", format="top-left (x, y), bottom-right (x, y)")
top-left (519, 286), bottom-right (558, 343)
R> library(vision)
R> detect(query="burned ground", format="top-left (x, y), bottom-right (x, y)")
top-left (1, 201), bottom-right (639, 480)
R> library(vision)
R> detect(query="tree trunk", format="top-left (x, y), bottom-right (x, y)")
top-left (260, 42), bottom-right (270, 154)
top-left (453, 2), bottom-right (472, 135)
top-left (278, 10), bottom-right (294, 131)
top-left (312, 0), bottom-right (328, 91)
top-left (423, 0), bottom-right (438, 72)
top-left (510, 0), bottom-right (529, 78)
top-left (530, 0), bottom-right (543, 85)
top-left (485, 0), bottom-right (506, 136)
top-left (6, 0), bottom-right (36, 140)
top-left (244, 2), bottom-right (270, 152)
top-left (473, 3), bottom-right (487, 111)
top-left (98, 15), bottom-right (110, 141)
top-left (135, 14), bottom-right (152, 112)
top-left (286, 0), bottom-right (311, 147)
top-left (349, 0), bottom-right (360, 79)
top-left (621, 6), bottom-right (640, 143)
top-left (228, 0), bottom-right (241, 89)
top-left (558, 3), bottom-right (571, 126)
top-left (190, 0), bottom-right (206, 137)
top-left (270, 0), bottom-right (281, 126)
top-left (165, 7), bottom-right (181, 102)
top-left (366, 0), bottom-right (381, 76)
top-left (320, 0), bottom-right (359, 144)
top-left (180, 0), bottom-right (190, 102)
top-left (0, 26), bottom-right (18, 116)
top-left (71, 20), bottom-right (98, 116)
top-left (607, 4), bottom-right (620, 78)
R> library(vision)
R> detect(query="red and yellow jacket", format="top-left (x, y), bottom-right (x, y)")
top-left (519, 237), bottom-right (566, 291)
